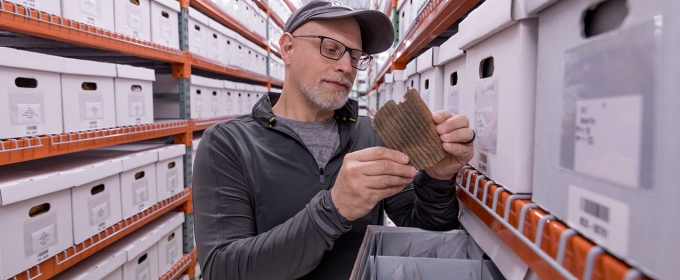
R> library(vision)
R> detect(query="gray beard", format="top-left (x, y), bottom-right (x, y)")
top-left (298, 78), bottom-right (351, 111)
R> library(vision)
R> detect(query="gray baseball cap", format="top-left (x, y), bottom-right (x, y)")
top-left (283, 0), bottom-right (394, 54)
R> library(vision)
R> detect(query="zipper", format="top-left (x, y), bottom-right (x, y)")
top-left (319, 168), bottom-right (325, 183)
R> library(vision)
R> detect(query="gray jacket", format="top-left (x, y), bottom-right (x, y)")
top-left (193, 92), bottom-right (460, 280)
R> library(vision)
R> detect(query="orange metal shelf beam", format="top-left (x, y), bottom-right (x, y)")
top-left (0, 121), bottom-right (189, 166)
top-left (457, 168), bottom-right (649, 280)
top-left (367, 0), bottom-right (480, 91)
top-left (191, 0), bottom-right (269, 49)
top-left (268, 10), bottom-right (286, 29)
top-left (190, 54), bottom-right (271, 82)
top-left (0, 2), bottom-right (185, 64)
top-left (11, 189), bottom-right (193, 280)
top-left (160, 249), bottom-right (198, 280)
top-left (270, 77), bottom-right (285, 87)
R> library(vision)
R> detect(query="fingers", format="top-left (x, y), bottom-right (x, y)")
top-left (435, 114), bottom-right (470, 135)
top-left (432, 110), bottom-right (453, 124)
top-left (364, 175), bottom-right (413, 190)
top-left (440, 127), bottom-right (475, 144)
top-left (352, 147), bottom-right (410, 164)
top-left (442, 142), bottom-right (474, 161)
top-left (357, 160), bottom-right (417, 178)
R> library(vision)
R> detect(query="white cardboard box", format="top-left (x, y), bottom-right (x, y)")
top-left (114, 65), bottom-right (155, 126)
top-left (117, 149), bottom-right (159, 219)
top-left (122, 243), bottom-right (158, 280)
top-left (150, 0), bottom-right (181, 49)
top-left (244, 85), bottom-right (255, 113)
top-left (192, 76), bottom-right (223, 118)
top-left (157, 224), bottom-right (183, 276)
top-left (113, 0), bottom-right (151, 41)
top-left (71, 168), bottom-right (124, 245)
top-left (458, 0), bottom-right (538, 194)
top-left (416, 47), bottom-right (444, 111)
top-left (188, 7), bottom-right (209, 57)
top-left (0, 47), bottom-right (64, 139)
top-left (155, 144), bottom-right (186, 202)
top-left (269, 54), bottom-right (285, 81)
top-left (532, 0), bottom-right (680, 278)
top-left (205, 20), bottom-right (223, 64)
top-left (240, 0), bottom-right (253, 27)
top-left (6, 0), bottom-right (60, 15)
top-left (405, 60), bottom-right (420, 99)
top-left (0, 187), bottom-right (73, 279)
top-left (191, 137), bottom-right (202, 167)
top-left (53, 245), bottom-right (127, 280)
top-left (235, 83), bottom-right (246, 115)
top-left (383, 73), bottom-right (394, 104)
top-left (251, 43), bottom-right (268, 75)
top-left (233, 34), bottom-right (248, 69)
top-left (437, 34), bottom-right (467, 116)
top-left (392, 70), bottom-right (407, 103)
top-left (223, 81), bottom-right (237, 116)
top-left (209, 19), bottom-right (236, 66)
top-left (61, 58), bottom-right (117, 133)
top-left (398, 0), bottom-right (410, 41)
top-left (242, 43), bottom-right (255, 72)
top-left (61, 0), bottom-right (115, 31)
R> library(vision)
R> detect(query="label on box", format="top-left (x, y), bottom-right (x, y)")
top-left (20, 0), bottom-right (37, 9)
top-left (88, 192), bottom-right (111, 226)
top-left (448, 86), bottom-right (460, 115)
top-left (560, 21), bottom-right (657, 190)
top-left (474, 77), bottom-right (499, 155)
top-left (211, 96), bottom-right (220, 113)
top-left (81, 0), bottom-right (100, 19)
top-left (195, 96), bottom-right (204, 115)
top-left (17, 103), bottom-right (42, 125)
top-left (129, 102), bottom-right (144, 117)
top-left (568, 184), bottom-right (630, 257)
top-left (127, 5), bottom-right (143, 32)
top-left (135, 260), bottom-right (151, 280)
top-left (573, 95), bottom-right (643, 188)
top-left (476, 152), bottom-right (490, 176)
top-left (90, 202), bottom-right (110, 226)
top-left (132, 179), bottom-right (149, 207)
top-left (211, 38), bottom-right (219, 60)
top-left (193, 31), bottom-right (202, 54)
top-left (166, 241), bottom-right (178, 265)
top-left (85, 102), bottom-right (104, 120)
top-left (421, 90), bottom-right (430, 108)
top-left (167, 170), bottom-right (178, 193)
top-left (161, 21), bottom-right (173, 45)
top-left (225, 96), bottom-right (233, 115)
top-left (31, 224), bottom-right (56, 254)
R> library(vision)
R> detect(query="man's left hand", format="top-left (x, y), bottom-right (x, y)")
top-left (424, 111), bottom-right (475, 180)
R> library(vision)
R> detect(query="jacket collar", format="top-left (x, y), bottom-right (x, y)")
top-left (253, 92), bottom-right (359, 127)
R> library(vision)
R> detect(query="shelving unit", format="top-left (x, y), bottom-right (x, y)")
top-left (10, 189), bottom-right (193, 280)
top-left (1, 0), bottom-right (290, 277)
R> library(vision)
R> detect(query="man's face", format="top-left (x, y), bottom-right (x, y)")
top-left (285, 17), bottom-right (361, 111)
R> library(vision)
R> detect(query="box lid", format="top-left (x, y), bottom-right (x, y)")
top-left (0, 47), bottom-right (65, 73)
top-left (245, 85), bottom-right (255, 91)
top-left (405, 60), bottom-right (417, 77)
top-left (53, 248), bottom-right (127, 280)
top-left (152, 0), bottom-right (181, 12)
top-left (416, 47), bottom-right (439, 73)
top-left (251, 45), bottom-right (267, 56)
top-left (253, 85), bottom-right (268, 93)
top-left (208, 19), bottom-right (236, 38)
top-left (153, 74), bottom-right (176, 84)
top-left (189, 7), bottom-right (210, 26)
top-left (62, 58), bottom-right (117, 77)
top-left (457, 0), bottom-right (516, 50)
top-left (158, 144), bottom-right (186, 161)
top-left (523, 0), bottom-right (559, 15)
top-left (191, 75), bottom-right (222, 88)
top-left (117, 211), bottom-right (185, 261)
top-left (437, 34), bottom-right (465, 65)
top-left (392, 70), bottom-right (406, 82)
top-left (116, 65), bottom-right (156, 81)
top-left (270, 54), bottom-right (284, 64)
top-left (236, 83), bottom-right (246, 90)
top-left (384, 73), bottom-right (394, 84)
top-left (223, 81), bottom-right (237, 89)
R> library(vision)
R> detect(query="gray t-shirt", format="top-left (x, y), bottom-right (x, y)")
top-left (277, 116), bottom-right (340, 169)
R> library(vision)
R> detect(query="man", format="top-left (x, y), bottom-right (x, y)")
top-left (193, 1), bottom-right (475, 279)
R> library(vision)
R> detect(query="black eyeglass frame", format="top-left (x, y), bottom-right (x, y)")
top-left (292, 35), bottom-right (373, 71)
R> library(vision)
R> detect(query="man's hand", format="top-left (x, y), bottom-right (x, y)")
top-left (424, 111), bottom-right (475, 180)
top-left (331, 147), bottom-right (417, 221)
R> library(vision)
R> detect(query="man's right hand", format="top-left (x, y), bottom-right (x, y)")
top-left (330, 147), bottom-right (417, 221)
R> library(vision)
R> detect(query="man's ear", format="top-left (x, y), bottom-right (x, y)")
top-left (280, 33), bottom-right (295, 66)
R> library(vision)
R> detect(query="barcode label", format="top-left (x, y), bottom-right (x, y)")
top-left (26, 125), bottom-right (37, 131)
top-left (480, 153), bottom-right (488, 164)
top-left (37, 249), bottom-right (48, 258)
top-left (581, 198), bottom-right (609, 222)
top-left (568, 185), bottom-right (630, 257)
top-left (37, 249), bottom-right (49, 262)
top-left (89, 121), bottom-right (97, 125)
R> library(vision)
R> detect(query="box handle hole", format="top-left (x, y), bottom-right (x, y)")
top-left (450, 72), bottom-right (458, 86)
top-left (161, 11), bottom-right (169, 18)
top-left (138, 253), bottom-right (147, 264)
top-left (196, 89), bottom-right (201, 95)
top-left (91, 184), bottom-right (105, 195)
top-left (195, 25), bottom-right (200, 31)
top-left (131, 85), bottom-right (142, 92)
top-left (135, 171), bottom-right (145, 180)
top-left (168, 162), bottom-right (176, 169)
top-left (582, 0), bottom-right (628, 38)
top-left (424, 79), bottom-right (430, 90)
top-left (82, 82), bottom-right (98, 91)
top-left (167, 232), bottom-right (175, 241)
top-left (15, 77), bottom-right (38, 88)
top-left (479, 57), bottom-right (494, 79)
top-left (29, 203), bottom-right (50, 217)
top-left (129, 0), bottom-right (140, 6)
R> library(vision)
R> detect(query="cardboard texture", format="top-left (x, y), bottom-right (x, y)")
top-left (150, 0), bottom-right (181, 49)
top-left (113, 0), bottom-right (151, 41)
top-left (532, 0), bottom-right (680, 278)
top-left (61, 0), bottom-right (115, 31)
top-left (114, 65), bottom-right (155, 126)
top-left (0, 47), bottom-right (65, 139)
top-left (188, 7), bottom-right (209, 57)
top-left (371, 89), bottom-right (446, 170)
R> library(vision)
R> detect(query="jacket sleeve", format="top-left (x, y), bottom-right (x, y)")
top-left (383, 170), bottom-right (460, 231)
top-left (193, 124), bottom-right (351, 280)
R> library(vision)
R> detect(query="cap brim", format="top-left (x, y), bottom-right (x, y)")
top-left (308, 10), bottom-right (394, 54)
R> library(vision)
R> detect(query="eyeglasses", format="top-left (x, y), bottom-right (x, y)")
top-left (293, 35), bottom-right (373, 71)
